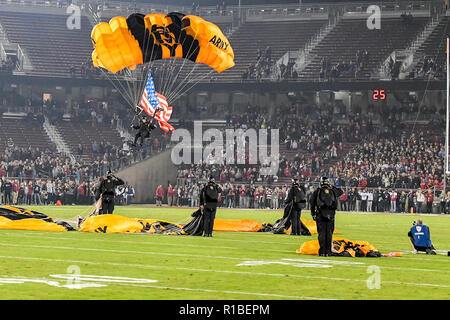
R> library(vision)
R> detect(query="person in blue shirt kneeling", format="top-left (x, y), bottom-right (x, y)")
top-left (408, 219), bottom-right (436, 255)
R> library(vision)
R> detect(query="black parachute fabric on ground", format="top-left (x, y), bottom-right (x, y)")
top-left (272, 203), bottom-right (311, 235)
top-left (182, 209), bottom-right (204, 236)
top-left (0, 206), bottom-right (75, 231)
top-left (0, 206), bottom-right (52, 221)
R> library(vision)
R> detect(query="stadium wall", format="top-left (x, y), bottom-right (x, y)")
top-left (116, 149), bottom-right (177, 204)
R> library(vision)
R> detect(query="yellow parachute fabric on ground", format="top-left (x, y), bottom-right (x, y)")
top-left (79, 214), bottom-right (186, 234)
top-left (0, 205), bottom-right (70, 232)
top-left (211, 218), bottom-right (331, 233)
top-left (297, 237), bottom-right (379, 256)
top-left (213, 219), bottom-right (263, 232)
top-left (298, 218), bottom-right (338, 235)
top-left (0, 216), bottom-right (67, 232)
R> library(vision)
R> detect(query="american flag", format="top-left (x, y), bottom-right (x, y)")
top-left (139, 73), bottom-right (174, 132)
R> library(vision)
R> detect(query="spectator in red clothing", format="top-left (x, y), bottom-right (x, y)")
top-left (339, 191), bottom-right (348, 211)
top-left (12, 180), bottom-right (19, 205)
top-left (425, 190), bottom-right (434, 213)
top-left (27, 182), bottom-right (33, 205)
top-left (390, 190), bottom-right (398, 212)
top-left (77, 184), bottom-right (85, 204)
top-left (155, 184), bottom-right (164, 206)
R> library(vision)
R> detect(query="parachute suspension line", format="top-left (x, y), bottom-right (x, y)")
top-left (161, 58), bottom-right (179, 99)
top-left (167, 37), bottom-right (218, 103)
top-left (165, 62), bottom-right (199, 102)
top-left (88, 8), bottom-right (144, 111)
top-left (135, 27), bottom-right (158, 111)
top-left (163, 26), bottom-right (203, 101)
top-left (167, 42), bottom-right (217, 103)
top-left (160, 25), bottom-right (199, 99)
top-left (124, 68), bottom-right (138, 107)
top-left (158, 26), bottom-right (194, 99)
top-left (86, 9), bottom-right (135, 108)
top-left (408, 20), bottom-right (450, 144)
top-left (98, 67), bottom-right (135, 109)
top-left (168, 69), bottom-right (215, 103)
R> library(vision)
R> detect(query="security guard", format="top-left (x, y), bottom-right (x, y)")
top-left (310, 177), bottom-right (343, 256)
top-left (199, 176), bottom-right (222, 237)
top-left (95, 171), bottom-right (125, 214)
top-left (285, 178), bottom-right (307, 235)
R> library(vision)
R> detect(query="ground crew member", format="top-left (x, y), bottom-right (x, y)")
top-left (199, 176), bottom-right (222, 237)
top-left (310, 177), bottom-right (343, 256)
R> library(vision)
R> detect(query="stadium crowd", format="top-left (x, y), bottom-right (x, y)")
top-left (242, 46), bottom-right (273, 81)
top-left (1, 88), bottom-right (448, 213)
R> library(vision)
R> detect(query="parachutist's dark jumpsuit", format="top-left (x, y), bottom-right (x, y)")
top-left (132, 120), bottom-right (156, 146)
top-left (96, 176), bottom-right (125, 214)
top-left (310, 185), bottom-right (343, 256)
top-left (199, 183), bottom-right (222, 237)
top-left (286, 184), bottom-right (306, 235)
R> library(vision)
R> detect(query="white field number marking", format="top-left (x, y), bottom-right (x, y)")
top-left (0, 273), bottom-right (158, 290)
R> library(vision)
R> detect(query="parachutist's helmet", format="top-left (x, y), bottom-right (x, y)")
top-left (320, 176), bottom-right (330, 187)
top-left (208, 176), bottom-right (215, 183)
top-left (292, 178), bottom-right (299, 186)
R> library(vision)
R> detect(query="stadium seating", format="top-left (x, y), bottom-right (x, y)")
top-left (216, 19), bottom-right (329, 82)
top-left (299, 16), bottom-right (431, 79)
top-left (0, 11), bottom-right (92, 77)
top-left (412, 15), bottom-right (449, 75)
top-left (0, 117), bottom-right (53, 153)
top-left (54, 121), bottom-right (123, 162)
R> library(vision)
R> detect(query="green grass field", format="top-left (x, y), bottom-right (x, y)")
top-left (0, 205), bottom-right (449, 300)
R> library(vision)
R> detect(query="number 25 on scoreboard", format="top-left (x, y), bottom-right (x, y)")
top-left (372, 89), bottom-right (386, 100)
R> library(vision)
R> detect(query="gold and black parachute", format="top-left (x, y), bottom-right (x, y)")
top-left (297, 238), bottom-right (382, 257)
top-left (79, 214), bottom-right (186, 235)
top-left (0, 206), bottom-right (75, 232)
top-left (91, 12), bottom-right (234, 74)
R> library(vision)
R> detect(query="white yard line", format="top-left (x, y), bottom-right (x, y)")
top-left (118, 283), bottom-right (334, 300)
top-left (0, 232), bottom-right (294, 253)
top-left (0, 254), bottom-right (449, 289)
top-left (1, 242), bottom-right (449, 273)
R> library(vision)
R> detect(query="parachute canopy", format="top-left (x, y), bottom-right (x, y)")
top-left (297, 238), bottom-right (381, 257)
top-left (0, 206), bottom-right (74, 232)
top-left (213, 219), bottom-right (264, 232)
top-left (79, 214), bottom-right (186, 235)
top-left (91, 12), bottom-right (235, 74)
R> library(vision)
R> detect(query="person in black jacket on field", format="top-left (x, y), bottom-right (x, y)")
top-left (285, 178), bottom-right (306, 235)
top-left (310, 177), bottom-right (343, 256)
top-left (95, 171), bottom-right (125, 214)
top-left (199, 176), bottom-right (222, 237)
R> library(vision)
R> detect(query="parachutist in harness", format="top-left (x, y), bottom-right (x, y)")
top-left (285, 178), bottom-right (307, 235)
top-left (130, 106), bottom-right (162, 147)
top-left (199, 176), bottom-right (222, 237)
top-left (310, 177), bottom-right (343, 256)
top-left (95, 171), bottom-right (125, 215)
